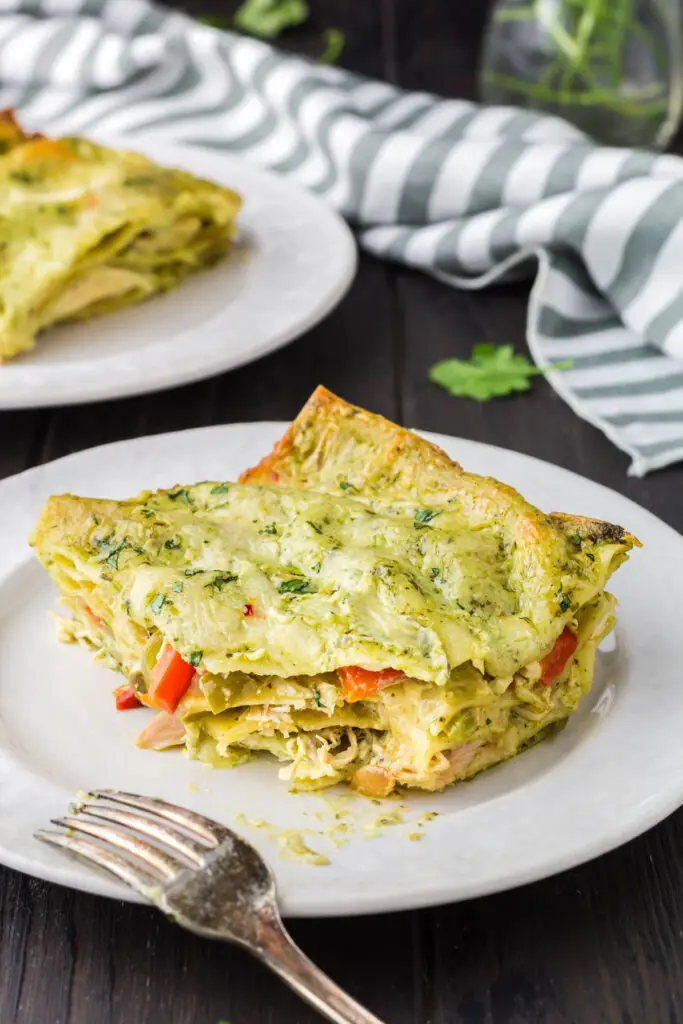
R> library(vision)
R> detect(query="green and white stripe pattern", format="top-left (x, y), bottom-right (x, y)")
top-left (3, 0), bottom-right (683, 474)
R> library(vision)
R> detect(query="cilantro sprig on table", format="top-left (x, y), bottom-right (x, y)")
top-left (233, 0), bottom-right (309, 38)
top-left (200, 1), bottom-right (344, 63)
top-left (429, 344), bottom-right (573, 402)
top-left (320, 27), bottom-right (345, 64)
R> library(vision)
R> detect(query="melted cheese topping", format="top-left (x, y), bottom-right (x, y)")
top-left (32, 480), bottom-right (621, 685)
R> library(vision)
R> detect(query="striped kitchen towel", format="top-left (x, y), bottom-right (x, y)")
top-left (2, 1), bottom-right (683, 474)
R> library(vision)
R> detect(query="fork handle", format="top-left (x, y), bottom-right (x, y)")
top-left (255, 921), bottom-right (385, 1024)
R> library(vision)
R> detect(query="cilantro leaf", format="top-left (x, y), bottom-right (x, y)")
top-left (96, 538), bottom-right (127, 569)
top-left (278, 578), bottom-right (316, 595)
top-left (168, 488), bottom-right (191, 505)
top-left (233, 0), bottom-right (309, 39)
top-left (149, 593), bottom-right (167, 614)
top-left (320, 27), bottom-right (344, 64)
top-left (123, 175), bottom-right (155, 186)
top-left (205, 573), bottom-right (238, 591)
top-left (311, 686), bottom-right (324, 708)
top-left (414, 509), bottom-right (439, 528)
top-left (429, 345), bottom-right (572, 402)
top-left (104, 543), bottom-right (126, 569)
top-left (187, 650), bottom-right (203, 667)
top-left (10, 170), bottom-right (36, 185)
top-left (210, 484), bottom-right (230, 495)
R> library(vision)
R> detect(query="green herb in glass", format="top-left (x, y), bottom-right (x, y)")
top-left (479, 0), bottom-right (683, 148)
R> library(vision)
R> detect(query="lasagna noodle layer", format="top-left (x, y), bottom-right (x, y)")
top-left (181, 591), bottom-right (615, 792)
top-left (58, 589), bottom-right (614, 793)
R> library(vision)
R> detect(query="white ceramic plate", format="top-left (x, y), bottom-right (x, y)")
top-left (0, 137), bottom-right (356, 408)
top-left (0, 423), bottom-right (680, 917)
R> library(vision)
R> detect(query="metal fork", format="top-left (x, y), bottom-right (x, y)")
top-left (36, 790), bottom-right (384, 1024)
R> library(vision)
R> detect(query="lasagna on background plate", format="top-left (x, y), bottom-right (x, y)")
top-left (31, 388), bottom-right (638, 798)
top-left (0, 109), bottom-right (240, 362)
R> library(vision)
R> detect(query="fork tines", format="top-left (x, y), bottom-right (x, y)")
top-left (35, 790), bottom-right (226, 898)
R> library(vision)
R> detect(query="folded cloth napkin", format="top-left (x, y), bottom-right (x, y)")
top-left (3, 0), bottom-right (683, 474)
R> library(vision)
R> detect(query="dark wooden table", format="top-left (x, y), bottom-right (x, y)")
top-left (2, 3), bottom-right (683, 1022)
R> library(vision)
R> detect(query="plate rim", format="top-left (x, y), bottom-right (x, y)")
top-left (0, 138), bottom-right (357, 409)
top-left (0, 422), bottom-right (681, 917)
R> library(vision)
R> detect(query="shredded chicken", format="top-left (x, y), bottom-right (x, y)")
top-left (136, 712), bottom-right (185, 750)
top-left (417, 741), bottom-right (486, 791)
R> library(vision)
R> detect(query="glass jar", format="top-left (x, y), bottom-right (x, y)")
top-left (479, 0), bottom-right (683, 149)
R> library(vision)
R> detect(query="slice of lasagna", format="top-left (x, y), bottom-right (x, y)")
top-left (0, 109), bottom-right (241, 361)
top-left (30, 389), bottom-right (638, 796)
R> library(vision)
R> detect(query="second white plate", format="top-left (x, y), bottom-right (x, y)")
top-left (0, 423), bottom-right (682, 916)
top-left (0, 137), bottom-right (356, 408)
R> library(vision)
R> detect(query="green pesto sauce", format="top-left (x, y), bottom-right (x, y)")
top-left (66, 480), bottom-right (607, 683)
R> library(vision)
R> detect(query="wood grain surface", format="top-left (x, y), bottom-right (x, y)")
top-left (1, 3), bottom-right (682, 1022)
